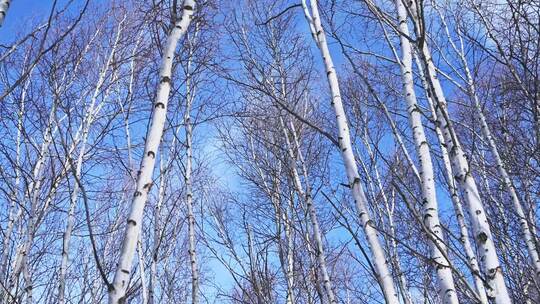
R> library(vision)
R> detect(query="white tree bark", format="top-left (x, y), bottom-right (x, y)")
top-left (450, 23), bottom-right (540, 283)
top-left (0, 0), bottom-right (10, 27)
top-left (418, 60), bottom-right (489, 302)
top-left (393, 2), bottom-right (458, 302)
top-left (58, 128), bottom-right (88, 304)
top-left (23, 257), bottom-right (32, 304)
top-left (184, 53), bottom-right (199, 304)
top-left (284, 198), bottom-right (295, 304)
top-left (357, 127), bottom-right (413, 304)
top-left (58, 17), bottom-right (124, 304)
top-left (414, 34), bottom-right (512, 304)
top-left (280, 117), bottom-right (337, 304)
top-left (137, 239), bottom-right (148, 304)
top-left (148, 152), bottom-right (166, 304)
top-left (8, 94), bottom-right (62, 298)
top-left (1, 69), bottom-right (28, 289)
top-left (301, 1), bottom-right (399, 302)
top-left (108, 2), bottom-right (195, 302)
top-left (247, 134), bottom-right (296, 304)
top-left (246, 223), bottom-right (265, 303)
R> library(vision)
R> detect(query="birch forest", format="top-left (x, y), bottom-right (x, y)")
top-left (0, 0), bottom-right (539, 303)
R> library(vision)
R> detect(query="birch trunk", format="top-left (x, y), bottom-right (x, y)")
top-left (284, 198), bottom-right (295, 304)
top-left (0, 0), bottom-right (10, 27)
top-left (247, 135), bottom-right (296, 304)
top-left (58, 18), bottom-right (124, 304)
top-left (108, 2), bottom-right (195, 302)
top-left (58, 133), bottom-right (87, 304)
top-left (453, 26), bottom-right (540, 283)
top-left (357, 127), bottom-right (413, 304)
top-left (246, 224), bottom-right (265, 304)
top-left (23, 257), bottom-right (32, 304)
top-left (414, 35), bottom-right (512, 304)
top-left (415, 18), bottom-right (504, 304)
top-left (7, 94), bottom-right (62, 299)
top-left (280, 117), bottom-right (337, 304)
top-left (137, 239), bottom-right (148, 304)
top-left (184, 59), bottom-right (199, 304)
top-left (393, 2), bottom-right (458, 302)
top-left (420, 65), bottom-right (488, 302)
top-left (1, 71), bottom-right (27, 290)
top-left (301, 1), bottom-right (399, 302)
top-left (148, 153), bottom-right (166, 304)
top-left (386, 191), bottom-right (412, 304)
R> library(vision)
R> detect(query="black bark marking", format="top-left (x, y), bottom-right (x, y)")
top-left (477, 232), bottom-right (488, 243)
top-left (364, 219), bottom-right (374, 229)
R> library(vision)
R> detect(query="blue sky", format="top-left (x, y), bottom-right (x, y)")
top-left (2, 0), bottom-right (50, 32)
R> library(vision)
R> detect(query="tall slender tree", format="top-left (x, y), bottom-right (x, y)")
top-left (108, 1), bottom-right (196, 303)
top-left (301, 0), bottom-right (399, 302)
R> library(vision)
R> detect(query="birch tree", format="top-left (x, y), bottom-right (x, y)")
top-left (183, 26), bottom-right (200, 304)
top-left (404, 2), bottom-right (512, 301)
top-left (1, 0), bottom-right (539, 303)
top-left (301, 1), bottom-right (400, 302)
top-left (433, 3), bottom-right (540, 285)
top-left (58, 15), bottom-right (126, 304)
top-left (108, 1), bottom-right (196, 302)
top-left (391, 1), bottom-right (458, 302)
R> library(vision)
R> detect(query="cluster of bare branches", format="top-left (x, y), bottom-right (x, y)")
top-left (0, 0), bottom-right (538, 303)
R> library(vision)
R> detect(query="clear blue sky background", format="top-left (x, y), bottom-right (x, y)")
top-left (2, 0), bottom-right (50, 34)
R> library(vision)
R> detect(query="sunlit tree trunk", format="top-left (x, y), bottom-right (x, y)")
top-left (58, 128), bottom-right (88, 304)
top-left (356, 124), bottom-right (413, 304)
top-left (247, 134), bottom-right (296, 304)
top-left (284, 197), bottom-right (295, 304)
top-left (417, 58), bottom-right (488, 302)
top-left (393, 1), bottom-right (458, 302)
top-left (246, 223), bottom-right (265, 304)
top-left (58, 17), bottom-right (124, 304)
top-left (452, 23), bottom-right (540, 283)
top-left (184, 50), bottom-right (200, 304)
top-left (1, 71), bottom-right (27, 292)
top-left (108, 2), bottom-right (196, 302)
top-left (420, 66), bottom-right (489, 302)
top-left (280, 117), bottom-right (337, 304)
top-left (8, 94), bottom-right (62, 299)
top-left (137, 239), bottom-right (148, 304)
top-left (23, 257), bottom-right (32, 304)
top-left (148, 152), bottom-right (166, 304)
top-left (301, 1), bottom-right (399, 302)
top-left (412, 21), bottom-right (512, 302)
